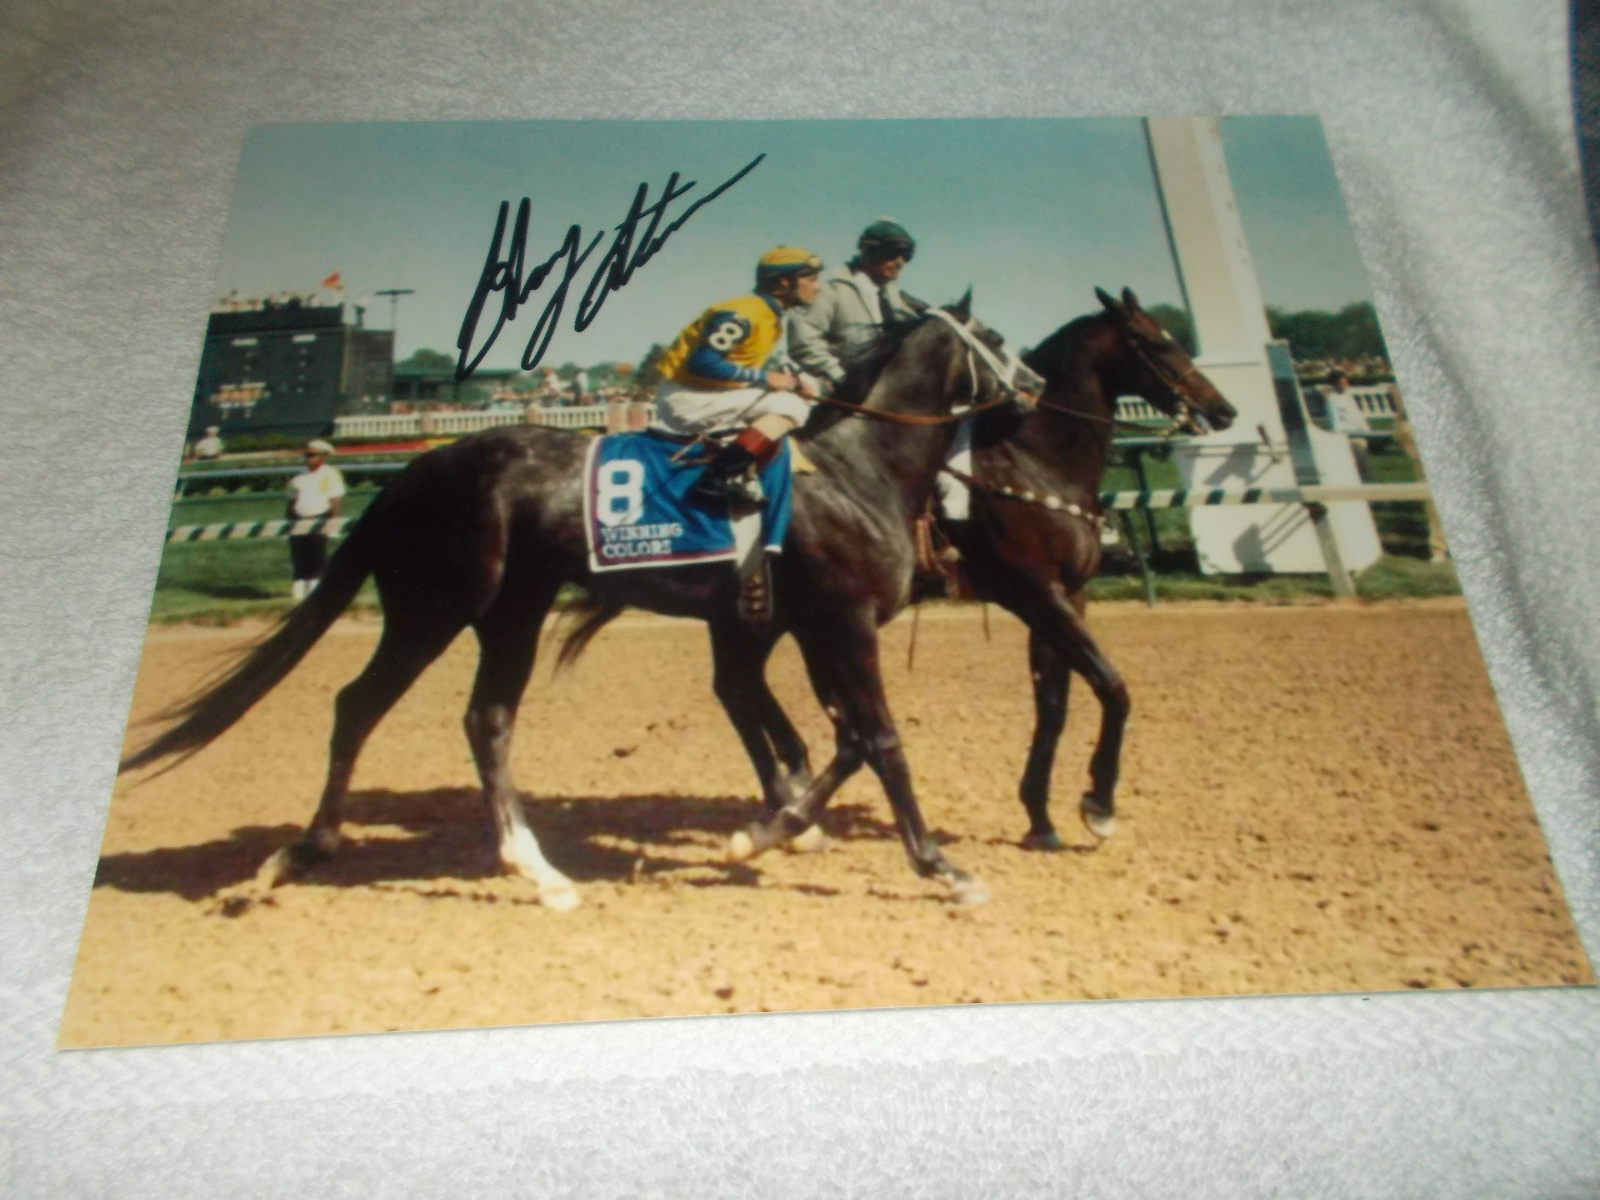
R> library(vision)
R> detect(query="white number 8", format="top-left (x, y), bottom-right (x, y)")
top-left (597, 460), bottom-right (645, 528)
top-left (706, 320), bottom-right (744, 352)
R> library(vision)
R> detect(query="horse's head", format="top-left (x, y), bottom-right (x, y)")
top-left (1095, 287), bottom-right (1236, 435)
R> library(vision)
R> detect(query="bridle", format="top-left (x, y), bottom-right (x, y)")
top-left (808, 308), bottom-right (1035, 428)
top-left (1034, 319), bottom-right (1216, 436)
top-left (925, 307), bottom-right (1032, 413)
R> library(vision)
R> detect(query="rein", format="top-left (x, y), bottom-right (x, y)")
top-left (809, 389), bottom-right (1019, 427)
top-left (1026, 322), bottom-right (1209, 436)
top-left (807, 308), bottom-right (1032, 428)
top-left (1030, 394), bottom-right (1153, 434)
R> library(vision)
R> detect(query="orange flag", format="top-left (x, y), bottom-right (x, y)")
top-left (321, 272), bottom-right (342, 290)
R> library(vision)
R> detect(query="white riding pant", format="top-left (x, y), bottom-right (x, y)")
top-left (935, 417), bottom-right (974, 521)
top-left (650, 381), bottom-right (813, 437)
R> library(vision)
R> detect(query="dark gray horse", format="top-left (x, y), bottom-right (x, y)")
top-left (122, 295), bottom-right (1040, 909)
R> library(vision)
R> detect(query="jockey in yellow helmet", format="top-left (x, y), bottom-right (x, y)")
top-left (652, 246), bottom-right (824, 503)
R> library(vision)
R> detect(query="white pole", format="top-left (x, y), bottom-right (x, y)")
top-left (1144, 116), bottom-right (1380, 577)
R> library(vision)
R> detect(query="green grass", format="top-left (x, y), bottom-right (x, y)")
top-left (1083, 555), bottom-right (1458, 605)
top-left (168, 484), bottom-right (382, 528)
top-left (150, 540), bottom-right (382, 623)
top-left (152, 485), bottom-right (384, 623)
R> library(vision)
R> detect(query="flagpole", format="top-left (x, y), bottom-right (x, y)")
top-left (374, 288), bottom-right (415, 351)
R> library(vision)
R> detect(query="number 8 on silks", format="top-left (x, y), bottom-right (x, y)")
top-left (597, 460), bottom-right (646, 528)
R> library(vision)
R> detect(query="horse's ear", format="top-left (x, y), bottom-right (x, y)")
top-left (1095, 287), bottom-right (1122, 317)
top-left (950, 288), bottom-right (972, 320)
top-left (1121, 287), bottom-right (1142, 312)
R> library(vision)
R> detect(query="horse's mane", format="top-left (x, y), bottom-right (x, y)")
top-left (796, 313), bottom-right (934, 442)
top-left (1020, 311), bottom-right (1106, 381)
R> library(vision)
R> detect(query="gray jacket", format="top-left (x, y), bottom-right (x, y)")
top-left (788, 269), bottom-right (921, 385)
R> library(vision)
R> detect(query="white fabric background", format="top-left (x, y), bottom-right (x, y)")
top-left (2, 1), bottom-right (1598, 1194)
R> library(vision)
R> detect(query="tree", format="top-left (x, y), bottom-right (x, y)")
top-left (1266, 302), bottom-right (1389, 362)
top-left (1145, 304), bottom-right (1197, 355)
top-left (397, 348), bottom-right (456, 371)
top-left (632, 344), bottom-right (667, 401)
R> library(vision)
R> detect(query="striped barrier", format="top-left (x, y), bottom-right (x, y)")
top-left (178, 462), bottom-right (408, 484)
top-left (1096, 483), bottom-right (1431, 509)
top-left (166, 517), bottom-right (350, 544)
top-left (165, 484), bottom-right (1432, 544)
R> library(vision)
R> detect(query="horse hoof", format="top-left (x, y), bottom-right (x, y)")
top-left (1081, 809), bottom-right (1117, 840)
top-left (1021, 831), bottom-right (1066, 853)
top-left (787, 825), bottom-right (828, 855)
top-left (540, 883), bottom-right (581, 912)
top-left (254, 847), bottom-right (298, 889)
top-left (949, 875), bottom-right (990, 906)
top-left (728, 829), bottom-right (757, 862)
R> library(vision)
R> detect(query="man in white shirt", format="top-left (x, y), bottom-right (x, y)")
top-left (1319, 369), bottom-right (1372, 481)
top-left (193, 426), bottom-right (224, 460)
top-left (286, 438), bottom-right (345, 600)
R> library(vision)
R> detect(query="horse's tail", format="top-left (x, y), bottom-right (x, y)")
top-left (554, 591), bottom-right (625, 673)
top-left (119, 521), bottom-right (376, 774)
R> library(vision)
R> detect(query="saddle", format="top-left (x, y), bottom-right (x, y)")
top-left (584, 429), bottom-right (801, 625)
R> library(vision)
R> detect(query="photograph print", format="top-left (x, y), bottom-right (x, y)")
top-left (62, 117), bottom-right (1592, 1047)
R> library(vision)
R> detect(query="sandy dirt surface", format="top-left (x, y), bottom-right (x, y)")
top-left (62, 599), bottom-right (1592, 1047)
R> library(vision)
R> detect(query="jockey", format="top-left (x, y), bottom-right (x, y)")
top-left (787, 218), bottom-right (923, 389)
top-left (652, 246), bottom-right (824, 504)
top-left (788, 218), bottom-right (974, 529)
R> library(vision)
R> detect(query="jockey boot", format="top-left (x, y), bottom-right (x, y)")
top-left (692, 427), bottom-right (774, 506)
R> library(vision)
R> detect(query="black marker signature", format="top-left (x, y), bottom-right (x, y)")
top-left (455, 154), bottom-right (765, 381)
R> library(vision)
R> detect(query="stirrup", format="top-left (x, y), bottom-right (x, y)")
top-left (692, 469), bottom-right (765, 507)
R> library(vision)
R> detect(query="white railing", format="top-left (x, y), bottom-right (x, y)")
top-left (1116, 397), bottom-right (1164, 423)
top-left (334, 405), bottom-right (610, 440)
top-left (528, 404), bottom-right (609, 430)
top-left (1114, 386), bottom-right (1398, 430)
top-left (427, 410), bottom-right (526, 434)
top-left (332, 413), bottom-right (426, 439)
top-left (1348, 385), bottom-right (1398, 417)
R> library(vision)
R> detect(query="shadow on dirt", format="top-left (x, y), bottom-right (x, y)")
top-left (826, 801), bottom-right (955, 847)
top-left (91, 787), bottom-right (886, 900)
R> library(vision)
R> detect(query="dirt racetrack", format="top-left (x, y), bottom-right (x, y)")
top-left (62, 599), bottom-right (1592, 1047)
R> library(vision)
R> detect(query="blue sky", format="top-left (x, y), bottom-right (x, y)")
top-left (216, 117), bottom-right (1373, 370)
top-left (1218, 116), bottom-right (1375, 313)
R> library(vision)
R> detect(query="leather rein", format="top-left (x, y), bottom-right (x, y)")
top-left (931, 323), bottom-right (1214, 525)
top-left (1029, 323), bottom-right (1212, 435)
top-left (806, 308), bottom-right (1033, 428)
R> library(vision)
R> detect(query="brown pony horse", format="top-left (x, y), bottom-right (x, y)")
top-left (714, 288), bottom-right (1236, 860)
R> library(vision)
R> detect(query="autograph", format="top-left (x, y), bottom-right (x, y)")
top-left (455, 154), bottom-right (765, 381)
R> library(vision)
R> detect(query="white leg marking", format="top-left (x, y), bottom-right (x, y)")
top-left (496, 795), bottom-right (579, 911)
top-left (787, 824), bottom-right (829, 854)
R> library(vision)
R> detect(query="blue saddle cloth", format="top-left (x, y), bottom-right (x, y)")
top-left (583, 432), bottom-right (794, 573)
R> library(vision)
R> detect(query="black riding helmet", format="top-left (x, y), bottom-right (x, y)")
top-left (857, 218), bottom-right (915, 264)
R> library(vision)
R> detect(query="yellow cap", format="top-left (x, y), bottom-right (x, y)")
top-left (756, 246), bottom-right (823, 284)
